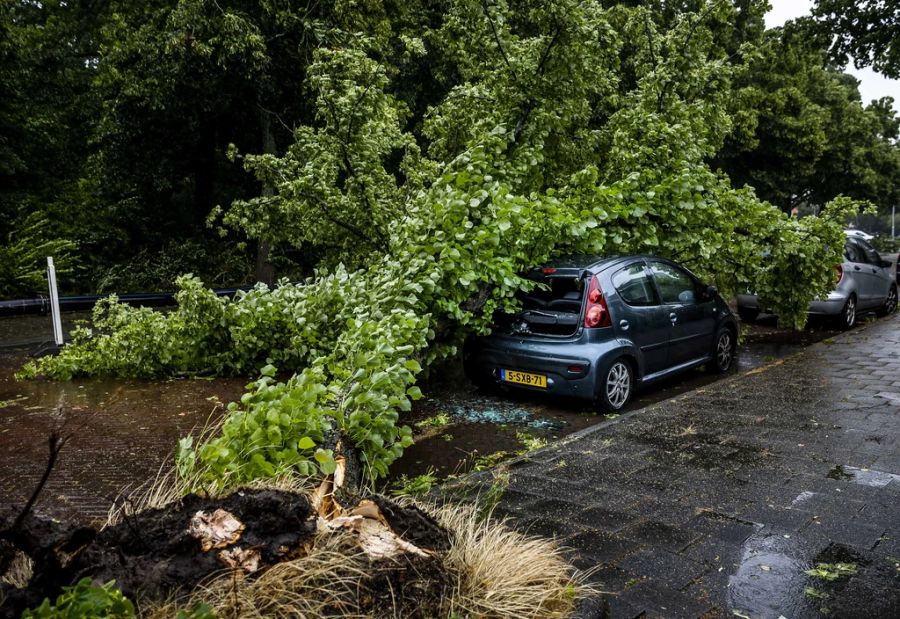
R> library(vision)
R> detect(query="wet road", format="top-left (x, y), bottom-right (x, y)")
top-left (390, 319), bottom-right (843, 483)
top-left (0, 313), bottom-right (840, 523)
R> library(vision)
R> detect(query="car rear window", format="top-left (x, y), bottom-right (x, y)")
top-left (844, 241), bottom-right (863, 263)
top-left (519, 277), bottom-right (584, 313)
top-left (508, 275), bottom-right (584, 336)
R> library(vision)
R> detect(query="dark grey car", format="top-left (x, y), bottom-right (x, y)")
top-left (463, 255), bottom-right (738, 412)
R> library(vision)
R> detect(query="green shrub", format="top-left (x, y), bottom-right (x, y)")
top-left (23, 579), bottom-right (134, 618)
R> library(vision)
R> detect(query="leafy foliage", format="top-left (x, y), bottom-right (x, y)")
top-left (391, 469), bottom-right (439, 497)
top-left (805, 562), bottom-right (858, 581)
top-left (810, 0), bottom-right (900, 79)
top-left (0, 213), bottom-right (76, 299)
top-left (716, 24), bottom-right (900, 213)
top-left (20, 0), bottom-right (869, 487)
top-left (22, 578), bottom-right (134, 619)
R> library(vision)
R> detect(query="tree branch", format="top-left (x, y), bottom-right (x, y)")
top-left (512, 25), bottom-right (562, 145)
top-left (481, 0), bottom-right (520, 87)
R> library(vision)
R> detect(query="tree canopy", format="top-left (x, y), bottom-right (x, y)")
top-left (810, 0), bottom-right (900, 79)
top-left (1, 0), bottom-right (897, 299)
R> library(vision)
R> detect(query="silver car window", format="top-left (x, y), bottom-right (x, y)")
top-left (857, 238), bottom-right (881, 265)
top-left (844, 241), bottom-right (863, 263)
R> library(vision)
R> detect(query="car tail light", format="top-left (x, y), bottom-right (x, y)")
top-left (542, 267), bottom-right (557, 274)
top-left (583, 275), bottom-right (611, 328)
top-left (835, 264), bottom-right (843, 284)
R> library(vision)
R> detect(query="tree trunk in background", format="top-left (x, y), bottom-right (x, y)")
top-left (254, 109), bottom-right (276, 285)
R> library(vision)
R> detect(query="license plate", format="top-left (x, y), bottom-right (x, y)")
top-left (500, 369), bottom-right (547, 388)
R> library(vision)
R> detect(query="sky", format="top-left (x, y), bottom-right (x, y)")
top-left (765, 0), bottom-right (899, 112)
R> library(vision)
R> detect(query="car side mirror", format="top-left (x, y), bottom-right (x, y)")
top-left (880, 259), bottom-right (892, 269)
top-left (705, 285), bottom-right (718, 299)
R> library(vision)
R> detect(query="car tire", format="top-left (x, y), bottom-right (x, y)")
top-left (837, 294), bottom-right (857, 330)
top-left (708, 326), bottom-right (736, 374)
top-left (876, 285), bottom-right (897, 317)
top-left (596, 358), bottom-right (633, 413)
top-left (737, 308), bottom-right (758, 323)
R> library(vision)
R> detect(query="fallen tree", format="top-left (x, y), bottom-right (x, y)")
top-left (20, 0), bottom-right (859, 491)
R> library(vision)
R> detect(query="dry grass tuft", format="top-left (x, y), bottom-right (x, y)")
top-left (433, 501), bottom-right (594, 618)
top-left (0, 550), bottom-right (34, 589)
top-left (144, 493), bottom-right (595, 619)
top-left (145, 533), bottom-right (397, 619)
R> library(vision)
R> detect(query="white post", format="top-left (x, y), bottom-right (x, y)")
top-left (892, 204), bottom-right (896, 239)
top-left (47, 256), bottom-right (64, 347)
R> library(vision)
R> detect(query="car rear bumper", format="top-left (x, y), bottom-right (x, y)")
top-left (808, 296), bottom-right (845, 316)
top-left (465, 345), bottom-right (598, 400)
top-left (736, 293), bottom-right (846, 316)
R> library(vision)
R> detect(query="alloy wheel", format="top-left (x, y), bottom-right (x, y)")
top-left (716, 331), bottom-right (733, 371)
top-left (886, 287), bottom-right (897, 315)
top-left (606, 361), bottom-right (631, 410)
top-left (845, 297), bottom-right (856, 327)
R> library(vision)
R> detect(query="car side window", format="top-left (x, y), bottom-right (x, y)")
top-left (611, 263), bottom-right (658, 307)
top-left (649, 261), bottom-right (699, 304)
top-left (858, 238), bottom-right (881, 265)
top-left (844, 241), bottom-right (863, 263)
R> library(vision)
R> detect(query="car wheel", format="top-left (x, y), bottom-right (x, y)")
top-left (876, 285), bottom-right (897, 317)
top-left (837, 294), bottom-right (857, 330)
top-left (737, 308), bottom-right (758, 323)
top-left (596, 358), bottom-right (633, 413)
top-left (708, 327), bottom-right (736, 374)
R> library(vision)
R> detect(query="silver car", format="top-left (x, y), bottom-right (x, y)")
top-left (737, 232), bottom-right (898, 328)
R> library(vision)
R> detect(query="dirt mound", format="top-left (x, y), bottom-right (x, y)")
top-left (1, 489), bottom-right (452, 618)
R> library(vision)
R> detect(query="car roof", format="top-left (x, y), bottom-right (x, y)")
top-left (540, 254), bottom-right (674, 272)
top-left (844, 229), bottom-right (874, 240)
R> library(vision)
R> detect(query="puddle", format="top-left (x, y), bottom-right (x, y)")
top-left (790, 491), bottom-right (818, 508)
top-left (727, 532), bottom-right (811, 618)
top-left (827, 465), bottom-right (900, 488)
top-left (0, 328), bottom-right (247, 524)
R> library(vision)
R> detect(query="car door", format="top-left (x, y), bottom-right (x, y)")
top-left (648, 260), bottom-right (717, 367)
top-left (842, 239), bottom-right (871, 305)
top-left (608, 261), bottom-right (670, 375)
top-left (856, 237), bottom-right (893, 307)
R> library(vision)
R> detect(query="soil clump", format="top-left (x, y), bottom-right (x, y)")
top-left (1, 488), bottom-right (452, 617)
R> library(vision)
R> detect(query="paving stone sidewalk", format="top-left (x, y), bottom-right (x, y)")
top-left (455, 314), bottom-right (900, 618)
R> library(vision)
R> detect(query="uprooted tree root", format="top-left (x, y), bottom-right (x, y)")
top-left (1, 482), bottom-right (592, 618)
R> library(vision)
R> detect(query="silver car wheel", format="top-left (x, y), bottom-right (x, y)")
top-left (845, 297), bottom-right (856, 327)
top-left (606, 361), bottom-right (631, 410)
top-left (886, 287), bottom-right (897, 315)
top-left (716, 331), bottom-right (733, 370)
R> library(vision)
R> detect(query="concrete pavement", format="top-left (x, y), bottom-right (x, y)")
top-left (452, 313), bottom-right (900, 618)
